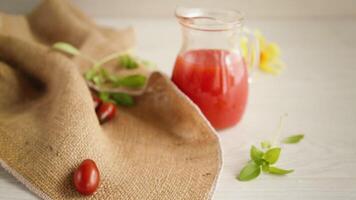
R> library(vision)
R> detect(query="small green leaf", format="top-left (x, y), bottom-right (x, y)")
top-left (237, 162), bottom-right (261, 181)
top-left (111, 93), bottom-right (135, 106)
top-left (98, 92), bottom-right (111, 102)
top-left (262, 163), bottom-right (270, 172)
top-left (96, 68), bottom-right (118, 83)
top-left (268, 166), bottom-right (294, 175)
top-left (92, 75), bottom-right (104, 86)
top-left (114, 75), bottom-right (147, 88)
top-left (84, 68), bottom-right (97, 81)
top-left (119, 54), bottom-right (139, 69)
top-left (282, 134), bottom-right (304, 144)
top-left (264, 147), bottom-right (281, 164)
top-left (89, 68), bottom-right (111, 86)
top-left (99, 68), bottom-right (110, 79)
top-left (52, 42), bottom-right (80, 56)
top-left (261, 140), bottom-right (272, 149)
top-left (107, 74), bottom-right (118, 82)
top-left (250, 146), bottom-right (264, 165)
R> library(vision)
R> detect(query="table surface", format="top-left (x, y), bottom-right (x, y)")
top-left (1, 17), bottom-right (356, 200)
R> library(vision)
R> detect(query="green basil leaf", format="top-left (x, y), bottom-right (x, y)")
top-left (52, 42), bottom-right (80, 56)
top-left (261, 140), bottom-right (272, 149)
top-left (96, 68), bottom-right (118, 83)
top-left (268, 166), bottom-right (294, 175)
top-left (98, 92), bottom-right (111, 102)
top-left (261, 163), bottom-right (270, 172)
top-left (107, 74), bottom-right (118, 82)
top-left (237, 162), bottom-right (261, 181)
top-left (99, 68), bottom-right (110, 79)
top-left (114, 75), bottom-right (147, 88)
top-left (264, 147), bottom-right (281, 164)
top-left (84, 68), bottom-right (97, 81)
top-left (111, 93), bottom-right (135, 106)
top-left (119, 54), bottom-right (139, 69)
top-left (92, 75), bottom-right (104, 86)
top-left (250, 145), bottom-right (264, 165)
top-left (282, 134), bottom-right (304, 144)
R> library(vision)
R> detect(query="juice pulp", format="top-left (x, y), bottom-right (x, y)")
top-left (172, 49), bottom-right (248, 129)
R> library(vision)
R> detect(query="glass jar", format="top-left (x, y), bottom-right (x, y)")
top-left (172, 7), bottom-right (259, 129)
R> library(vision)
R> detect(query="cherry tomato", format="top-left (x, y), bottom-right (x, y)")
top-left (73, 159), bottom-right (100, 196)
top-left (93, 95), bottom-right (102, 110)
top-left (96, 102), bottom-right (116, 124)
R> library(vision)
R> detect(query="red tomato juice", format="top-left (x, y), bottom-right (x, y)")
top-left (172, 49), bottom-right (248, 129)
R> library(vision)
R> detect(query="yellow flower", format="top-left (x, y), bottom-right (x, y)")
top-left (241, 30), bottom-right (284, 75)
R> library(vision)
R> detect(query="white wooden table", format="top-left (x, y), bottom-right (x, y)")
top-left (1, 17), bottom-right (356, 200)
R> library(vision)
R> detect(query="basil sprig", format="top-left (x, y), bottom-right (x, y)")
top-left (84, 68), bottom-right (147, 89)
top-left (52, 42), bottom-right (149, 89)
top-left (52, 42), bottom-right (153, 107)
top-left (237, 145), bottom-right (293, 181)
top-left (237, 134), bottom-right (304, 181)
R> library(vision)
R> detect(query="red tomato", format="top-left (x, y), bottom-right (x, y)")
top-left (73, 159), bottom-right (100, 196)
top-left (96, 102), bottom-right (116, 124)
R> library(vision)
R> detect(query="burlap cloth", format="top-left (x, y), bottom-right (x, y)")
top-left (0, 0), bottom-right (222, 199)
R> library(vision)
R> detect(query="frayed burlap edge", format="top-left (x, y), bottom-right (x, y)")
top-left (0, 159), bottom-right (52, 200)
top-left (168, 83), bottom-right (223, 200)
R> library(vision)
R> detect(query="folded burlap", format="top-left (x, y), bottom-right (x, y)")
top-left (0, 0), bottom-right (222, 199)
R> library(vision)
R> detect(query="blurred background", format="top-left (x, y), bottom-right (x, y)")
top-left (3, 0), bottom-right (355, 77)
top-left (1, 1), bottom-right (356, 199)
top-left (1, 0), bottom-right (355, 19)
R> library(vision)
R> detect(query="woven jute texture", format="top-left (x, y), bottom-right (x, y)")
top-left (0, 0), bottom-right (222, 199)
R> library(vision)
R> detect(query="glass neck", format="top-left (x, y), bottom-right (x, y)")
top-left (180, 26), bottom-right (242, 53)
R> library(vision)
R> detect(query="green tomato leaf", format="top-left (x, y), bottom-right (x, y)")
top-left (264, 147), bottom-right (281, 164)
top-left (268, 166), bottom-right (294, 175)
top-left (261, 140), bottom-right (272, 149)
top-left (119, 54), bottom-right (139, 69)
top-left (237, 162), bottom-right (261, 181)
top-left (52, 42), bottom-right (80, 56)
top-left (250, 145), bottom-right (264, 165)
top-left (282, 134), bottom-right (304, 144)
top-left (111, 93), bottom-right (135, 106)
top-left (114, 75), bottom-right (147, 88)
